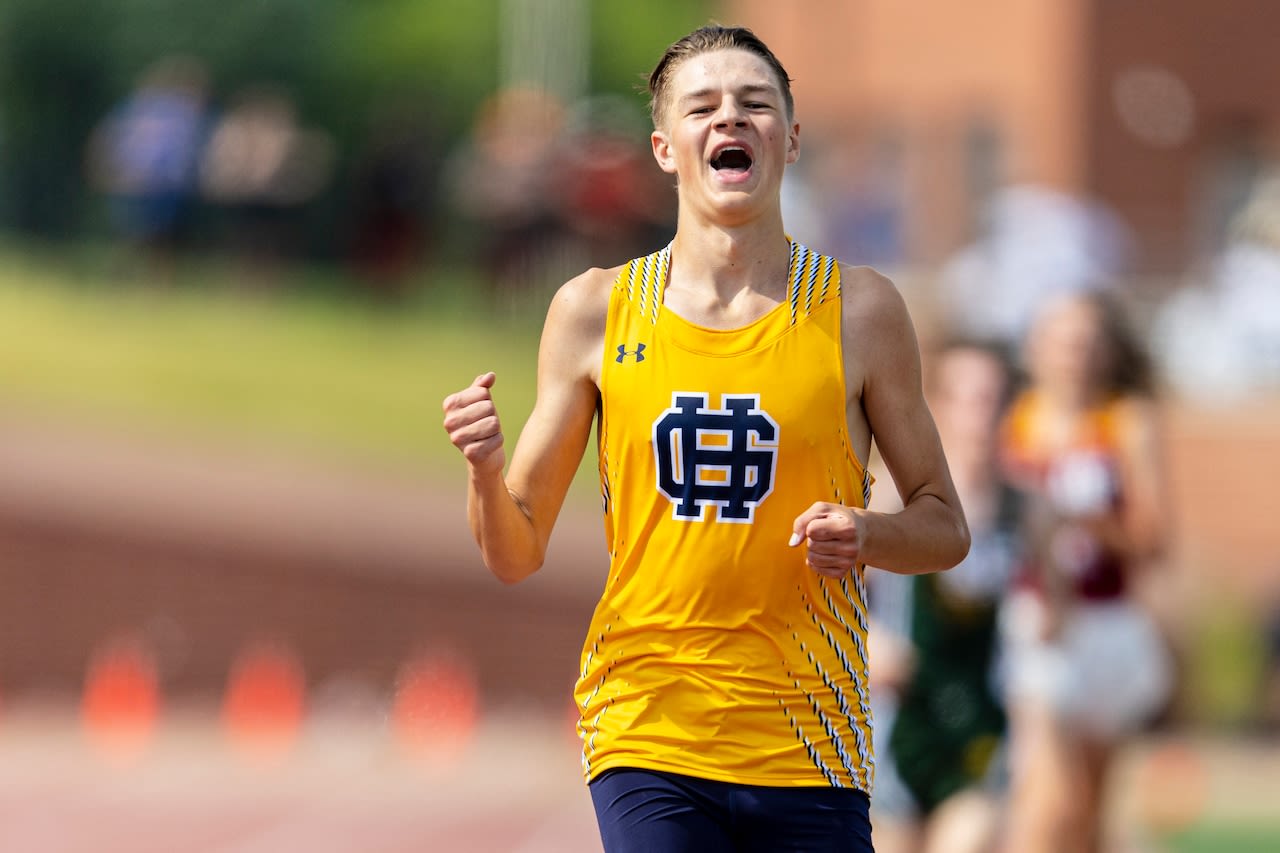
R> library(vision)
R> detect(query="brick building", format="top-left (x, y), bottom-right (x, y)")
top-left (725, 0), bottom-right (1280, 273)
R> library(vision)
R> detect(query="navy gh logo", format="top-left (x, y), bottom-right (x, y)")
top-left (616, 343), bottom-right (646, 363)
top-left (652, 392), bottom-right (779, 523)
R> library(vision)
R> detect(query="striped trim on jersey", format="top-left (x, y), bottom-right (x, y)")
top-left (615, 240), bottom-right (840, 324)
top-left (787, 240), bottom-right (839, 326)
top-left (616, 245), bottom-right (671, 325)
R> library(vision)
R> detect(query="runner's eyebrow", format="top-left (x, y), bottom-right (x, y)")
top-left (677, 83), bottom-right (779, 107)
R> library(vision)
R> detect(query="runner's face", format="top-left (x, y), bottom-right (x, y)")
top-left (651, 49), bottom-right (798, 223)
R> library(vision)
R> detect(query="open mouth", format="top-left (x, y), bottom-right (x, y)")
top-left (710, 147), bottom-right (753, 173)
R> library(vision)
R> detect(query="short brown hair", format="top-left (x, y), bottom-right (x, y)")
top-left (647, 25), bottom-right (794, 128)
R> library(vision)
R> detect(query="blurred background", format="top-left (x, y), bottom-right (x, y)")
top-left (0, 0), bottom-right (1277, 850)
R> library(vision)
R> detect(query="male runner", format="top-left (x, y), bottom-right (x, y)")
top-left (443, 25), bottom-right (969, 852)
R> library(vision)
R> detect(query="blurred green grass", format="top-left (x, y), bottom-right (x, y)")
top-left (1188, 594), bottom-right (1271, 728)
top-left (1167, 823), bottom-right (1280, 853)
top-left (0, 244), bottom-right (555, 481)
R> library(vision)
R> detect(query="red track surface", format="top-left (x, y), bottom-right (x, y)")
top-left (0, 706), bottom-right (601, 852)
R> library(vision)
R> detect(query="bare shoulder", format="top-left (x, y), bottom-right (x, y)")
top-left (546, 264), bottom-right (618, 334)
top-left (839, 264), bottom-right (915, 351)
top-left (835, 264), bottom-right (930, 471)
top-left (539, 264), bottom-right (620, 386)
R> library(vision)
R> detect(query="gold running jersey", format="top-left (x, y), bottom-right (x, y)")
top-left (576, 240), bottom-right (876, 792)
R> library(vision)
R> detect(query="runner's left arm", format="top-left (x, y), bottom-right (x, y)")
top-left (792, 270), bottom-right (969, 577)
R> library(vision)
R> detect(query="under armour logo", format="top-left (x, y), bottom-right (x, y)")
top-left (652, 392), bottom-right (779, 523)
top-left (616, 343), bottom-right (646, 363)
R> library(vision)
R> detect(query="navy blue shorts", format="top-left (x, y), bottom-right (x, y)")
top-left (589, 768), bottom-right (873, 852)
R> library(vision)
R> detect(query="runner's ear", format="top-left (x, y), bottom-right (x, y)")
top-left (652, 130), bottom-right (678, 175)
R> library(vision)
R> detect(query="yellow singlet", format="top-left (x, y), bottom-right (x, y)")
top-left (576, 240), bottom-right (876, 792)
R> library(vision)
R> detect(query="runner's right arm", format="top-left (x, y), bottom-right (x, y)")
top-left (442, 270), bottom-right (609, 583)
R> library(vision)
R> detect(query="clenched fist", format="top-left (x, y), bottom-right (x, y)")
top-left (789, 501), bottom-right (866, 579)
top-left (442, 372), bottom-right (506, 475)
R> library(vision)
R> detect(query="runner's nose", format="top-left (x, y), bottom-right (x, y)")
top-left (713, 98), bottom-right (747, 128)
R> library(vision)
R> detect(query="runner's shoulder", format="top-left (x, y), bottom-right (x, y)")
top-left (838, 263), bottom-right (911, 332)
top-left (546, 265), bottom-right (619, 334)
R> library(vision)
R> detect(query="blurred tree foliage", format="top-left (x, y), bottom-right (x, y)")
top-left (0, 0), bottom-right (710, 249)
